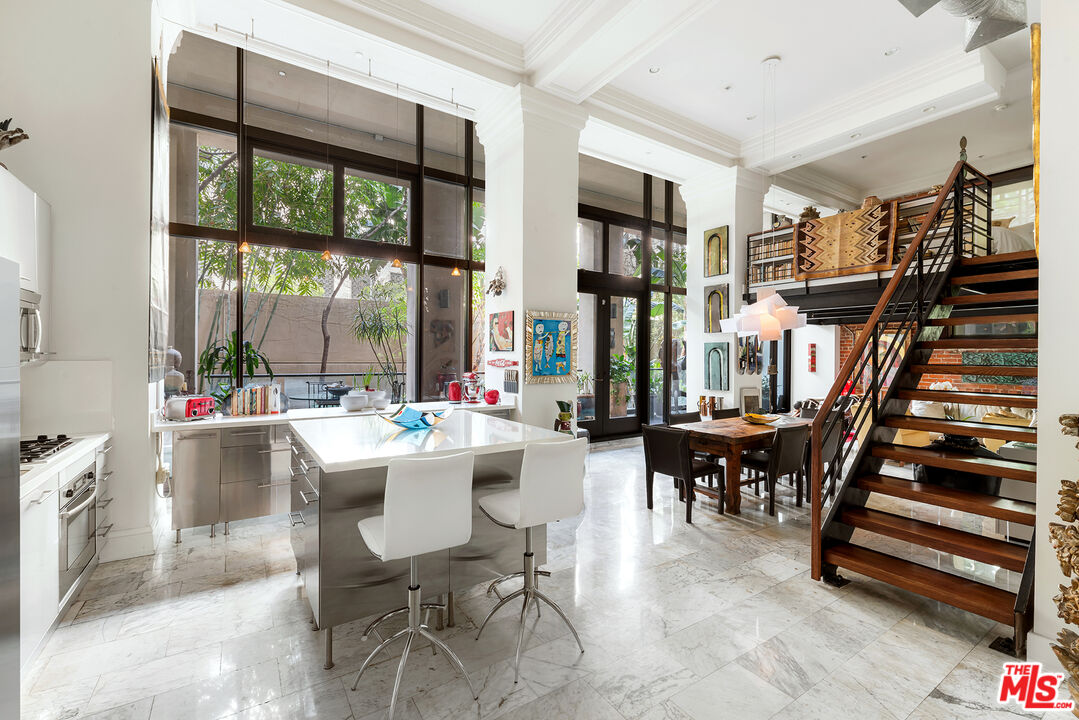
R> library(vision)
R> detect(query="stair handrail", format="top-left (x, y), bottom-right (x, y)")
top-left (809, 159), bottom-right (992, 580)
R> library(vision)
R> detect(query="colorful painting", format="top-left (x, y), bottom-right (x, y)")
top-left (489, 311), bottom-right (514, 351)
top-left (524, 310), bottom-right (577, 385)
top-left (705, 226), bottom-right (729, 277)
top-left (705, 284), bottom-right (729, 332)
top-left (704, 342), bottom-right (729, 391)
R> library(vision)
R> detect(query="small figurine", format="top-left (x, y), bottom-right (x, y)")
top-left (486, 267), bottom-right (506, 296)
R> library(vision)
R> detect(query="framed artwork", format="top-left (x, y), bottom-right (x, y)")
top-left (740, 387), bottom-right (762, 415)
top-left (705, 284), bottom-right (729, 332)
top-left (704, 342), bottom-right (729, 391)
top-left (489, 311), bottom-right (514, 351)
top-left (705, 226), bottom-right (729, 277)
top-left (738, 336), bottom-right (763, 375)
top-left (524, 310), bottom-right (577, 384)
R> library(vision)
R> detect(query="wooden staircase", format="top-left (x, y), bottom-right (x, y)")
top-left (809, 162), bottom-right (1037, 655)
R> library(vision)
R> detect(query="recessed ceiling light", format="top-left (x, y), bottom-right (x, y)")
top-left (922, 105), bottom-right (936, 113)
top-left (723, 84), bottom-right (733, 91)
top-left (884, 47), bottom-right (901, 56)
top-left (278, 70), bottom-right (287, 77)
top-left (761, 55), bottom-right (781, 67)
top-left (850, 132), bottom-right (862, 139)
top-left (648, 66), bottom-right (661, 74)
top-left (746, 114), bottom-right (757, 121)
top-left (994, 103), bottom-right (1009, 112)
top-left (790, 153), bottom-right (801, 159)
top-left (354, 50), bottom-right (364, 57)
top-left (860, 154), bottom-right (868, 159)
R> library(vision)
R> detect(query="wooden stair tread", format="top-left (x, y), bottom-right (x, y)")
top-left (926, 313), bottom-right (1037, 326)
top-left (909, 364), bottom-right (1037, 377)
top-left (950, 269), bottom-right (1038, 285)
top-left (941, 291), bottom-right (1038, 306)
top-left (895, 388), bottom-right (1037, 409)
top-left (856, 474), bottom-right (1036, 526)
top-left (918, 338), bottom-right (1037, 350)
top-left (870, 443), bottom-right (1036, 482)
top-left (959, 250), bottom-right (1038, 266)
top-left (883, 416), bottom-right (1037, 443)
top-left (822, 542), bottom-right (1016, 624)
top-left (838, 507), bottom-right (1027, 572)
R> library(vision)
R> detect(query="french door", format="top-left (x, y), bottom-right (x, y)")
top-left (577, 291), bottom-right (643, 438)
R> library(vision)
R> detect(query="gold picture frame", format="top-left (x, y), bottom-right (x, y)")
top-left (524, 310), bottom-right (577, 385)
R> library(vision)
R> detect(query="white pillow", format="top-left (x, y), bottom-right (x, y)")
top-left (911, 400), bottom-right (947, 418)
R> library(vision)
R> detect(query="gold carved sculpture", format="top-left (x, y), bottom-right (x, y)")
top-left (1055, 579), bottom-right (1079, 625)
top-left (1061, 481), bottom-right (1079, 523)
top-left (1051, 629), bottom-right (1079, 719)
top-left (1051, 522), bottom-right (1079, 576)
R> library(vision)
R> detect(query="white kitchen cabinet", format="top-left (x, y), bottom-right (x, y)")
top-left (20, 474), bottom-right (59, 672)
top-left (0, 166), bottom-right (40, 293)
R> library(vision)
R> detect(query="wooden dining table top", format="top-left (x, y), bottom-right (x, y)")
top-left (671, 415), bottom-right (812, 447)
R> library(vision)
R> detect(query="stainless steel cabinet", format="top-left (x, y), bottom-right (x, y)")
top-left (172, 430), bottom-right (220, 531)
top-left (290, 440), bottom-right (320, 624)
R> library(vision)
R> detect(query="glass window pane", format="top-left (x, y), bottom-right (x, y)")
top-left (576, 293), bottom-right (597, 422)
top-left (242, 245), bottom-right (416, 404)
top-left (473, 123), bottom-right (485, 181)
top-left (650, 227), bottom-right (667, 284)
top-left (169, 125), bottom-right (237, 229)
top-left (472, 189), bottom-right (486, 263)
top-left (669, 294), bottom-right (687, 415)
top-left (992, 179), bottom-right (1035, 227)
top-left (471, 270), bottom-right (485, 372)
top-left (422, 265), bottom-right (467, 399)
top-left (672, 183), bottom-right (687, 227)
top-left (167, 32), bottom-right (237, 121)
top-left (651, 176), bottom-right (666, 223)
top-left (423, 179), bottom-right (466, 258)
top-left (252, 149), bottom-right (333, 235)
top-left (424, 107), bottom-right (466, 175)
top-left (343, 168), bottom-right (409, 244)
top-left (608, 225), bottom-right (642, 277)
top-left (649, 291), bottom-right (665, 424)
top-left (172, 238), bottom-right (236, 402)
top-left (579, 154), bottom-right (644, 215)
top-left (610, 295), bottom-right (637, 419)
top-left (577, 219), bottom-right (603, 271)
top-left (672, 231), bottom-right (687, 288)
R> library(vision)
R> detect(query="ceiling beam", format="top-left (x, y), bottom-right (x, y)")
top-left (526, 0), bottom-right (719, 104)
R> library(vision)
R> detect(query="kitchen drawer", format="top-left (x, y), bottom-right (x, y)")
top-left (221, 479), bottom-right (273, 523)
top-left (221, 445), bottom-right (272, 484)
top-left (273, 424), bottom-right (292, 447)
top-left (221, 426), bottom-right (272, 448)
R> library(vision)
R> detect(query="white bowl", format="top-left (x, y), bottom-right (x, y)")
top-left (340, 394), bottom-right (369, 412)
top-left (372, 398), bottom-right (390, 410)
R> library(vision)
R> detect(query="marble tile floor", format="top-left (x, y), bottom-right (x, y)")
top-left (20, 440), bottom-right (1047, 720)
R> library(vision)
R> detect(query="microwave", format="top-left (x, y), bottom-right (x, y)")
top-left (19, 287), bottom-right (42, 363)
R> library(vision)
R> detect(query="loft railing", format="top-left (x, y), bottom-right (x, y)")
top-left (809, 161), bottom-right (993, 580)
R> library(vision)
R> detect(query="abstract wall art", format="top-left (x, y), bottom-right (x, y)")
top-left (705, 226), bottom-right (729, 277)
top-left (704, 341), bottom-right (729, 392)
top-left (705, 283), bottom-right (729, 332)
top-left (524, 310), bottom-right (577, 384)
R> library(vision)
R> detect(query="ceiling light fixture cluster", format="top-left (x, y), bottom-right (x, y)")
top-left (719, 288), bottom-right (807, 342)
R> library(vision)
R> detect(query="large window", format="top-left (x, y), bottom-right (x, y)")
top-left (166, 32), bottom-right (485, 404)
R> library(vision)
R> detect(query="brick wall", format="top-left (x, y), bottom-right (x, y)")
top-left (836, 323), bottom-right (1036, 397)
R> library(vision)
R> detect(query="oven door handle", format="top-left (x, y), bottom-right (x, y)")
top-left (60, 483), bottom-right (99, 519)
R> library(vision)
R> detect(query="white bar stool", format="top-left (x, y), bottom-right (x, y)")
top-left (475, 437), bottom-right (588, 682)
top-left (351, 451), bottom-right (479, 719)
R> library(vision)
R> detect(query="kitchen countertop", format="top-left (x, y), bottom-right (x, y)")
top-left (288, 408), bottom-right (564, 473)
top-left (151, 398), bottom-right (518, 433)
top-left (20, 433), bottom-right (111, 498)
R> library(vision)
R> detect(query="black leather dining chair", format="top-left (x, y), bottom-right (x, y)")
top-left (739, 424), bottom-right (810, 516)
top-left (642, 425), bottom-right (724, 522)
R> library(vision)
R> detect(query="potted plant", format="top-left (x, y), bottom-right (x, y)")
top-left (609, 354), bottom-right (635, 418)
top-left (197, 331), bottom-right (274, 410)
top-left (576, 370), bottom-right (595, 420)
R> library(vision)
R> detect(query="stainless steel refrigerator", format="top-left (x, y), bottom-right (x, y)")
top-left (0, 257), bottom-right (20, 717)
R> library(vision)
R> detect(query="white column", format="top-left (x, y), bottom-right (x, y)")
top-left (680, 166), bottom-right (769, 413)
top-left (1031, 3), bottom-right (1079, 666)
top-left (476, 85), bottom-right (587, 429)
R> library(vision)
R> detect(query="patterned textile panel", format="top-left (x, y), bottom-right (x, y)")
top-left (794, 201), bottom-right (896, 280)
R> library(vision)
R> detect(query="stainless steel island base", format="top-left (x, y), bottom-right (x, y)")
top-left (289, 440), bottom-right (546, 669)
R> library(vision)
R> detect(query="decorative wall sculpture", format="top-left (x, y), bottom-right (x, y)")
top-left (704, 226), bottom-right (728, 277)
top-left (524, 310), bottom-right (576, 384)
top-left (738, 336), bottom-right (763, 375)
top-left (705, 284), bottom-right (729, 332)
top-left (794, 200), bottom-right (896, 280)
top-left (704, 342), bottom-right (729, 391)
top-left (1052, 413), bottom-right (1079, 703)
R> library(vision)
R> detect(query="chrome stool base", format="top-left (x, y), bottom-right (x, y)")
top-left (475, 527), bottom-right (583, 683)
top-left (352, 559), bottom-right (477, 720)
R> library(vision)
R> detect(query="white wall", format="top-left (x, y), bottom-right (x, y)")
top-left (0, 0), bottom-right (156, 561)
top-left (1031, 3), bottom-right (1079, 666)
top-left (790, 325), bottom-right (840, 403)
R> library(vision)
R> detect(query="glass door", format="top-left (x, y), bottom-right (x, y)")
top-left (577, 292), bottom-right (643, 438)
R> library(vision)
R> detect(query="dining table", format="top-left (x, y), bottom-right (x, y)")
top-left (671, 415), bottom-right (813, 515)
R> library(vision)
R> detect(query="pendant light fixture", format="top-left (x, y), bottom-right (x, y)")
top-left (321, 59), bottom-right (332, 264)
top-left (238, 240), bottom-right (251, 253)
top-left (719, 288), bottom-right (806, 341)
top-left (390, 82), bottom-right (403, 274)
top-left (451, 99), bottom-right (463, 279)
top-left (238, 30), bottom-right (250, 256)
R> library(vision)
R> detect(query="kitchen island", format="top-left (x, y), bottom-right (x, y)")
top-left (285, 408), bottom-right (565, 668)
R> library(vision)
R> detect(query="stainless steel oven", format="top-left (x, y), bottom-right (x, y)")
top-left (58, 464), bottom-right (96, 600)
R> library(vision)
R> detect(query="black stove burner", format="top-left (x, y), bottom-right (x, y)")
top-left (21, 435), bottom-right (75, 464)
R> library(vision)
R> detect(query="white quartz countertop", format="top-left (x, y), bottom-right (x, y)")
top-left (20, 433), bottom-right (111, 498)
top-left (288, 408), bottom-right (565, 473)
top-left (151, 398), bottom-right (517, 433)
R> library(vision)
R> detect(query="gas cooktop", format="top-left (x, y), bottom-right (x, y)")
top-left (21, 434), bottom-right (74, 464)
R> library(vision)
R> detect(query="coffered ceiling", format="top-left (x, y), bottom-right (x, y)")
top-left (159, 0), bottom-right (1038, 201)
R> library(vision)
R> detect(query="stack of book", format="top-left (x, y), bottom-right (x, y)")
top-left (230, 384), bottom-right (281, 416)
